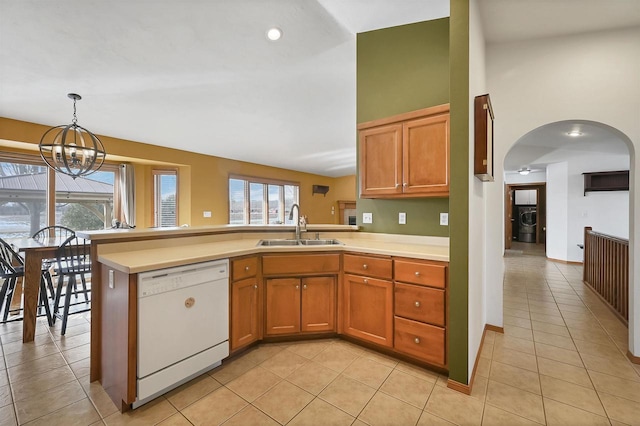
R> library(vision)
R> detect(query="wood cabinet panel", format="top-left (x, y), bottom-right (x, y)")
top-left (343, 274), bottom-right (393, 347)
top-left (359, 124), bottom-right (403, 197)
top-left (344, 254), bottom-right (392, 280)
top-left (100, 267), bottom-right (137, 408)
top-left (263, 254), bottom-right (340, 275)
top-left (394, 317), bottom-right (445, 366)
top-left (394, 259), bottom-right (446, 289)
top-left (403, 114), bottom-right (449, 195)
top-left (301, 276), bottom-right (336, 332)
top-left (358, 105), bottom-right (449, 199)
top-left (232, 257), bottom-right (258, 281)
top-left (394, 283), bottom-right (444, 326)
top-left (265, 278), bottom-right (301, 335)
top-left (230, 277), bottom-right (260, 351)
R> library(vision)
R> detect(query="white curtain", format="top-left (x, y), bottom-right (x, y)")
top-left (118, 163), bottom-right (136, 228)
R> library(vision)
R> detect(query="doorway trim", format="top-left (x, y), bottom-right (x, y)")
top-left (505, 182), bottom-right (546, 251)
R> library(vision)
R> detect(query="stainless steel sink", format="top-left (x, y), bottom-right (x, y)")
top-left (257, 239), bottom-right (343, 247)
top-left (257, 239), bottom-right (300, 246)
top-left (298, 239), bottom-right (343, 246)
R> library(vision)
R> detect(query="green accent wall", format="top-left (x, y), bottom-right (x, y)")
top-left (357, 19), bottom-right (450, 123)
top-left (356, 18), bottom-right (450, 236)
top-left (356, 11), bottom-right (470, 384)
top-left (449, 0), bottom-right (470, 384)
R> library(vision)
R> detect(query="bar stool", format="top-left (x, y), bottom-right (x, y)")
top-left (53, 235), bottom-right (91, 335)
top-left (32, 226), bottom-right (75, 299)
top-left (0, 238), bottom-right (53, 325)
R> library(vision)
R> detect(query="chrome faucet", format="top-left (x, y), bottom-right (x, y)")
top-left (289, 203), bottom-right (302, 240)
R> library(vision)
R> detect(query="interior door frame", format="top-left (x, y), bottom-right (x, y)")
top-left (505, 182), bottom-right (546, 251)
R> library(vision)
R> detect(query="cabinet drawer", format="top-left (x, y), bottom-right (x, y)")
top-left (344, 254), bottom-right (392, 279)
top-left (394, 283), bottom-right (444, 326)
top-left (394, 317), bottom-right (445, 366)
top-left (394, 259), bottom-right (446, 288)
top-left (263, 254), bottom-right (340, 275)
top-left (232, 257), bottom-right (258, 281)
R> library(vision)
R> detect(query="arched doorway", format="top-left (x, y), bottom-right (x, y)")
top-left (503, 120), bottom-right (631, 263)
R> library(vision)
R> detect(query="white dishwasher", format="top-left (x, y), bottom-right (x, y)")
top-left (135, 259), bottom-right (229, 407)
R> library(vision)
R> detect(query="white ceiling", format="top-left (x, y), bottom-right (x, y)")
top-left (0, 1), bottom-right (638, 177)
top-left (504, 121), bottom-right (631, 173)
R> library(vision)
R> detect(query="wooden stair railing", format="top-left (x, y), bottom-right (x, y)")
top-left (583, 226), bottom-right (629, 323)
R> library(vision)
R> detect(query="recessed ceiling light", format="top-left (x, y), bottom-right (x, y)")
top-left (567, 130), bottom-right (583, 137)
top-left (518, 168), bottom-right (531, 175)
top-left (266, 27), bottom-right (282, 41)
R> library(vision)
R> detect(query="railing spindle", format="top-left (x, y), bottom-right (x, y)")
top-left (582, 227), bottom-right (628, 323)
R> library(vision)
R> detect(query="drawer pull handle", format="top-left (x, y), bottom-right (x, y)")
top-left (415, 271), bottom-right (420, 277)
top-left (363, 264), bottom-right (368, 270)
top-left (414, 301), bottom-right (421, 308)
top-left (185, 297), bottom-right (195, 308)
top-left (245, 266), bottom-right (250, 271)
top-left (414, 337), bottom-right (420, 344)
top-left (303, 284), bottom-right (307, 290)
top-left (254, 285), bottom-right (258, 289)
top-left (295, 285), bottom-right (299, 289)
top-left (363, 279), bottom-right (368, 284)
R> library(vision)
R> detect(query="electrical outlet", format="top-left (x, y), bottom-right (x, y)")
top-left (440, 213), bottom-right (449, 226)
top-left (108, 270), bottom-right (115, 289)
top-left (399, 212), bottom-right (406, 224)
top-left (203, 211), bottom-right (212, 218)
top-left (363, 212), bottom-right (373, 224)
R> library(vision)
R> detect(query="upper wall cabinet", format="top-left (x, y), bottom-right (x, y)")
top-left (358, 104), bottom-right (450, 198)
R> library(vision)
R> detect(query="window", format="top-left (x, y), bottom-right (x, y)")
top-left (229, 175), bottom-right (299, 225)
top-left (153, 170), bottom-right (177, 227)
top-left (55, 169), bottom-right (116, 231)
top-left (0, 159), bottom-right (48, 238)
top-left (0, 154), bottom-right (119, 238)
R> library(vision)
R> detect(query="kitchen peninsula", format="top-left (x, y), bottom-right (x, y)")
top-left (79, 225), bottom-right (449, 412)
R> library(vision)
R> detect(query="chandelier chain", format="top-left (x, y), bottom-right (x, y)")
top-left (72, 98), bottom-right (78, 125)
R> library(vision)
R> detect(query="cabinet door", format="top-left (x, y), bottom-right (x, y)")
top-left (359, 124), bottom-right (403, 197)
top-left (301, 276), bottom-right (335, 333)
top-left (230, 278), bottom-right (260, 351)
top-left (343, 274), bottom-right (393, 347)
top-left (403, 114), bottom-right (449, 195)
top-left (265, 278), bottom-right (300, 335)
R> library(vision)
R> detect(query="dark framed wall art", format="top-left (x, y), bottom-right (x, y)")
top-left (474, 93), bottom-right (494, 182)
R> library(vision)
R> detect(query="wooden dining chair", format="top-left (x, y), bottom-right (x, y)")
top-left (32, 226), bottom-right (76, 299)
top-left (0, 238), bottom-right (53, 325)
top-left (53, 235), bottom-right (91, 335)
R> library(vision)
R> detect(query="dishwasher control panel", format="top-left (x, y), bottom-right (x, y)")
top-left (138, 260), bottom-right (229, 298)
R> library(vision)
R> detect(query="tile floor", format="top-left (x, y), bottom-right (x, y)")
top-left (0, 253), bottom-right (639, 425)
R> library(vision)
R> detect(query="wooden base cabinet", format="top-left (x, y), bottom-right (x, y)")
top-left (301, 276), bottom-right (336, 332)
top-left (266, 276), bottom-right (336, 336)
top-left (230, 256), bottom-right (261, 352)
top-left (230, 278), bottom-right (261, 351)
top-left (343, 273), bottom-right (393, 347)
top-left (393, 258), bottom-right (448, 368)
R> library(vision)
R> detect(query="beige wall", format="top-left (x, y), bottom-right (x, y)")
top-left (0, 117), bottom-right (356, 227)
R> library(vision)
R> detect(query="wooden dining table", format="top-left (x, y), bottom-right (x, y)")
top-left (9, 236), bottom-right (75, 342)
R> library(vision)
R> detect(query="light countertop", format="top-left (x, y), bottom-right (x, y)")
top-left (78, 224), bottom-right (358, 241)
top-left (94, 230), bottom-right (449, 274)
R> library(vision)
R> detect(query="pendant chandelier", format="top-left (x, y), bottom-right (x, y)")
top-left (39, 93), bottom-right (106, 179)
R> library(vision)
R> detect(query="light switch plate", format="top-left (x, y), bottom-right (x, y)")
top-left (363, 213), bottom-right (373, 224)
top-left (440, 213), bottom-right (449, 226)
top-left (203, 211), bottom-right (212, 218)
top-left (108, 270), bottom-right (115, 289)
top-left (399, 212), bottom-right (406, 224)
